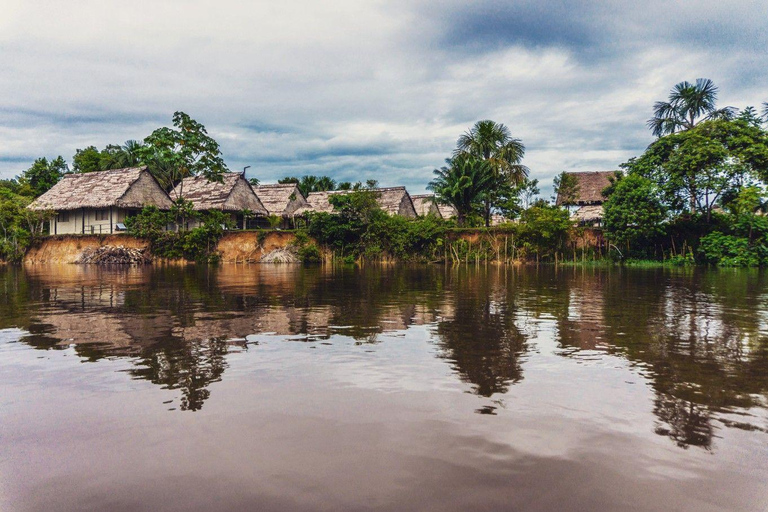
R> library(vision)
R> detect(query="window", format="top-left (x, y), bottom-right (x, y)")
top-left (58, 212), bottom-right (70, 223)
top-left (95, 209), bottom-right (109, 221)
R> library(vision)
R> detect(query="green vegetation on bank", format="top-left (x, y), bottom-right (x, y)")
top-left (125, 204), bottom-right (230, 263)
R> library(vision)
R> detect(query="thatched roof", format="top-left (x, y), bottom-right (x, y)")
top-left (295, 190), bottom-right (338, 215)
top-left (411, 194), bottom-right (441, 217)
top-left (172, 173), bottom-right (267, 214)
top-left (28, 167), bottom-right (173, 211)
top-left (295, 187), bottom-right (417, 218)
top-left (255, 183), bottom-right (308, 217)
top-left (572, 205), bottom-right (604, 223)
top-left (556, 171), bottom-right (616, 206)
top-left (436, 204), bottom-right (457, 219)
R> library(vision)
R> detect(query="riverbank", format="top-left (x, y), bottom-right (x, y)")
top-left (22, 227), bottom-right (605, 265)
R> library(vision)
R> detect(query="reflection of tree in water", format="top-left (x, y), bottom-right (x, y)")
top-left (128, 337), bottom-right (238, 411)
top-left (1, 265), bottom-right (454, 411)
top-left (554, 267), bottom-right (768, 450)
top-left (653, 393), bottom-right (712, 449)
top-left (435, 268), bottom-right (528, 397)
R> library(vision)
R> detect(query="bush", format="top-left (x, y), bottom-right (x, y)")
top-left (516, 204), bottom-right (572, 260)
top-left (298, 243), bottom-right (322, 263)
top-left (698, 232), bottom-right (767, 267)
top-left (306, 190), bottom-right (449, 262)
top-left (126, 205), bottom-right (231, 262)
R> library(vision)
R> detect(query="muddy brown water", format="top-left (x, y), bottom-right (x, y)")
top-left (1, 264), bottom-right (767, 511)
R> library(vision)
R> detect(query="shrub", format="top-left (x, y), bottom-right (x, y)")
top-left (698, 232), bottom-right (767, 267)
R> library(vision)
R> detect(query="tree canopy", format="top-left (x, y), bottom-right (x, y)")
top-left (138, 112), bottom-right (228, 198)
top-left (18, 156), bottom-right (68, 197)
top-left (626, 118), bottom-right (768, 219)
top-left (454, 120), bottom-right (528, 226)
top-left (648, 78), bottom-right (735, 137)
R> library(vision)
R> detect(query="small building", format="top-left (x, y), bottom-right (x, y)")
top-left (254, 183), bottom-right (309, 227)
top-left (296, 187), bottom-right (417, 218)
top-left (555, 171), bottom-right (616, 226)
top-left (410, 194), bottom-right (442, 217)
top-left (28, 166), bottom-right (173, 235)
top-left (172, 173), bottom-right (268, 229)
top-left (410, 194), bottom-right (458, 220)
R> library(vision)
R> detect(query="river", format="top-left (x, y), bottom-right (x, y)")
top-left (0, 264), bottom-right (766, 511)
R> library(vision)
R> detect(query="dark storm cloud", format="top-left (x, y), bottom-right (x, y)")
top-left (429, 0), bottom-right (768, 56)
top-left (432, 2), bottom-right (603, 54)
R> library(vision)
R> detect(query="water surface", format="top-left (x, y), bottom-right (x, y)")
top-left (1, 264), bottom-right (767, 511)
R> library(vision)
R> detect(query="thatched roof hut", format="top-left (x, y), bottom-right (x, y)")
top-left (296, 187), bottom-right (417, 218)
top-left (410, 194), bottom-right (458, 219)
top-left (436, 204), bottom-right (458, 219)
top-left (172, 173), bottom-right (267, 214)
top-left (555, 171), bottom-right (616, 206)
top-left (295, 191), bottom-right (337, 215)
top-left (28, 166), bottom-right (172, 211)
top-left (572, 205), bottom-right (604, 225)
top-left (411, 194), bottom-right (442, 217)
top-left (254, 183), bottom-right (308, 217)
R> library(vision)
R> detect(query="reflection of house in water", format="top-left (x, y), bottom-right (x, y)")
top-left (16, 265), bottom-right (456, 410)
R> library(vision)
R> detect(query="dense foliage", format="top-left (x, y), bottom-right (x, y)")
top-left (306, 189), bottom-right (450, 262)
top-left (600, 79), bottom-right (768, 266)
top-left (126, 206), bottom-right (231, 262)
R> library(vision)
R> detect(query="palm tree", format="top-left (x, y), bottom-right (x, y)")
top-left (428, 156), bottom-right (495, 226)
top-left (648, 79), bottom-right (735, 137)
top-left (762, 102), bottom-right (768, 124)
top-left (454, 120), bottom-right (528, 226)
top-left (100, 140), bottom-right (145, 171)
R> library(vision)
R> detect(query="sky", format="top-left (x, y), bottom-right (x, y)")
top-left (1, 1), bottom-right (767, 195)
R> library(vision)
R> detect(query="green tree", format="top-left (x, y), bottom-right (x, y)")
top-left (138, 112), bottom-right (228, 198)
top-left (648, 79), bottom-right (735, 137)
top-left (517, 204), bottom-right (572, 260)
top-left (553, 172), bottom-right (580, 206)
top-left (280, 175), bottom-right (337, 196)
top-left (626, 119), bottom-right (768, 219)
top-left (18, 156), bottom-right (68, 197)
top-left (428, 156), bottom-right (495, 226)
top-left (100, 140), bottom-right (144, 170)
top-left (603, 173), bottom-right (667, 252)
top-left (72, 146), bottom-right (103, 173)
top-left (455, 120), bottom-right (528, 226)
top-left (516, 178), bottom-right (540, 210)
top-left (74, 141), bottom-right (145, 174)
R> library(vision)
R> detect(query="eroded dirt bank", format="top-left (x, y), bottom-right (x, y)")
top-left (24, 235), bottom-right (151, 264)
top-left (23, 231), bottom-right (299, 264)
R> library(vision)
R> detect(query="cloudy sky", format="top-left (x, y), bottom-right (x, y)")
top-left (1, 1), bottom-right (767, 195)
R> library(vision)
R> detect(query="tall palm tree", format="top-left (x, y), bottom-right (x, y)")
top-left (648, 79), bottom-right (735, 137)
top-left (454, 120), bottom-right (528, 226)
top-left (428, 156), bottom-right (495, 226)
top-left (762, 102), bottom-right (768, 124)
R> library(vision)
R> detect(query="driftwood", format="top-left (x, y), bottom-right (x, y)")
top-left (259, 247), bottom-right (299, 263)
top-left (76, 245), bottom-right (151, 265)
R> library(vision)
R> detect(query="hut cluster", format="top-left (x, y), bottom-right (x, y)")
top-left (28, 165), bottom-right (610, 235)
top-left (28, 167), bottom-right (458, 235)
